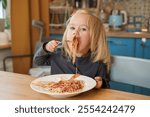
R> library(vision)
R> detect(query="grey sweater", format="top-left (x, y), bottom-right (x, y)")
top-left (33, 44), bottom-right (109, 88)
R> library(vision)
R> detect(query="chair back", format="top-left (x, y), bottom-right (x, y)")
top-left (110, 56), bottom-right (150, 89)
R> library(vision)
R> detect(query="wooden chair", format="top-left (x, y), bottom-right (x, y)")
top-left (49, 0), bottom-right (73, 29)
top-left (110, 56), bottom-right (150, 95)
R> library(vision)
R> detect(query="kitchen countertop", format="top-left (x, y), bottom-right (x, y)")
top-left (106, 31), bottom-right (150, 38)
top-left (0, 42), bottom-right (11, 49)
top-left (0, 31), bottom-right (149, 50)
top-left (50, 29), bottom-right (150, 38)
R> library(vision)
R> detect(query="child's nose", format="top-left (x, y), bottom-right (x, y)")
top-left (73, 29), bottom-right (80, 37)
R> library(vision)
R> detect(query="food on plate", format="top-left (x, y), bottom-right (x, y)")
top-left (32, 78), bottom-right (84, 93)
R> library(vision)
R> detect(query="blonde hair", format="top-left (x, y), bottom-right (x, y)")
top-left (62, 10), bottom-right (111, 71)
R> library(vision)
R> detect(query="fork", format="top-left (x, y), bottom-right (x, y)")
top-left (70, 73), bottom-right (80, 80)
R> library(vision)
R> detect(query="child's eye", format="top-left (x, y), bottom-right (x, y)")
top-left (69, 26), bottom-right (75, 30)
top-left (80, 28), bottom-right (87, 31)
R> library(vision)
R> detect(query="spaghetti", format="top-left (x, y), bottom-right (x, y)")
top-left (71, 36), bottom-right (79, 64)
top-left (33, 79), bottom-right (84, 93)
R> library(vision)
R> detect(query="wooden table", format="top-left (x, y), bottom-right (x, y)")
top-left (0, 71), bottom-right (150, 100)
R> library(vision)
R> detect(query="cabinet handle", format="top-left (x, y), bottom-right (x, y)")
top-left (141, 38), bottom-right (147, 47)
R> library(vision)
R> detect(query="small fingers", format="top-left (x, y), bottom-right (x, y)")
top-left (45, 40), bottom-right (61, 52)
top-left (94, 76), bottom-right (102, 89)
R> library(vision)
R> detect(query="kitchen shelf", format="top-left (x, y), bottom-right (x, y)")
top-left (49, 0), bottom-right (101, 34)
top-left (0, 42), bottom-right (11, 49)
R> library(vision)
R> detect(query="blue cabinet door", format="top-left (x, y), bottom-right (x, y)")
top-left (107, 37), bottom-right (135, 56)
top-left (135, 38), bottom-right (150, 59)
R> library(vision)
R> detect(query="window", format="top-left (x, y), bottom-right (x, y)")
top-left (0, 0), bottom-right (4, 18)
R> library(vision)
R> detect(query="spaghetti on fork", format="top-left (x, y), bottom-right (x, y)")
top-left (71, 35), bottom-right (79, 64)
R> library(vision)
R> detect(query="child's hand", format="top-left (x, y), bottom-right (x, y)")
top-left (45, 40), bottom-right (61, 52)
top-left (94, 76), bottom-right (103, 89)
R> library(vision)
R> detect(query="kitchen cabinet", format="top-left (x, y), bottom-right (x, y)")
top-left (108, 37), bottom-right (150, 96)
top-left (135, 38), bottom-right (150, 59)
top-left (107, 37), bottom-right (136, 57)
top-left (110, 82), bottom-right (150, 96)
top-left (107, 37), bottom-right (150, 59)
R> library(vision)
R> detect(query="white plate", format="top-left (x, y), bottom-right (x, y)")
top-left (30, 74), bottom-right (96, 98)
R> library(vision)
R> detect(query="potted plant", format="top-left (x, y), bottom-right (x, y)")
top-left (2, 0), bottom-right (10, 29)
top-left (2, 0), bottom-right (7, 10)
top-left (0, 0), bottom-right (10, 43)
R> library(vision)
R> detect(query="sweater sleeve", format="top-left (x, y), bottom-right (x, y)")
top-left (33, 43), bottom-right (52, 66)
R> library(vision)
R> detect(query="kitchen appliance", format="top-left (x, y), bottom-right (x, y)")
top-left (109, 9), bottom-right (127, 31)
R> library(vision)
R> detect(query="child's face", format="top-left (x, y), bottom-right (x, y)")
top-left (66, 13), bottom-right (90, 57)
